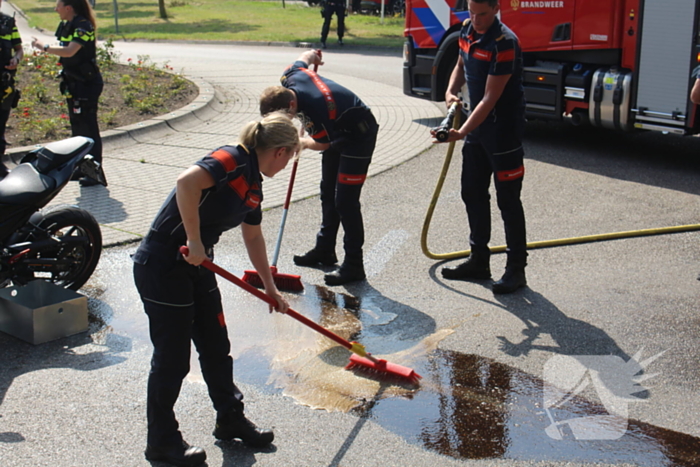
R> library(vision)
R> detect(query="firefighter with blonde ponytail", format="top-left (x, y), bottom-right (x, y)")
top-left (132, 111), bottom-right (299, 467)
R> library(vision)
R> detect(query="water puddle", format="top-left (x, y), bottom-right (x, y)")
top-left (85, 251), bottom-right (700, 466)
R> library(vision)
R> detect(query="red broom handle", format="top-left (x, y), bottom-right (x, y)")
top-left (179, 246), bottom-right (352, 351)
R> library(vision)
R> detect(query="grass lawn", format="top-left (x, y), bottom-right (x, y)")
top-left (12, 0), bottom-right (405, 47)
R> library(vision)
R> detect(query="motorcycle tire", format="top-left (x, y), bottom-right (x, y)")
top-left (17, 204), bottom-right (102, 291)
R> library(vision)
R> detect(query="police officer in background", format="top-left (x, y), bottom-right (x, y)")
top-left (0, 0), bottom-right (23, 178)
top-left (260, 50), bottom-right (379, 286)
top-left (31, 0), bottom-right (104, 187)
top-left (320, 0), bottom-right (346, 48)
top-left (432, 0), bottom-right (528, 294)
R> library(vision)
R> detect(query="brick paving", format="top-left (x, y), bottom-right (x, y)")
top-left (6, 3), bottom-right (444, 247)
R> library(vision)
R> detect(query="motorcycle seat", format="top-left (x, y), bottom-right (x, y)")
top-left (23, 136), bottom-right (94, 174)
top-left (0, 163), bottom-right (56, 205)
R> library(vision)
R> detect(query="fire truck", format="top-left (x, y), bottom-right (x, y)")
top-left (403, 0), bottom-right (700, 135)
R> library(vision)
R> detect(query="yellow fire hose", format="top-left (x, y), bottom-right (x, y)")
top-left (421, 104), bottom-right (700, 261)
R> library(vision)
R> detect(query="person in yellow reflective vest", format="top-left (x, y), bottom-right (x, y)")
top-left (32, 0), bottom-right (104, 187)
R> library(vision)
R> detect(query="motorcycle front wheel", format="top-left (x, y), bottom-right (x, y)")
top-left (16, 205), bottom-right (103, 291)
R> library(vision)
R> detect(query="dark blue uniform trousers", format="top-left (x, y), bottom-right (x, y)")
top-left (64, 75), bottom-right (104, 164)
top-left (461, 124), bottom-right (527, 266)
top-left (316, 124), bottom-right (377, 259)
top-left (321, 2), bottom-right (345, 42)
top-left (133, 259), bottom-right (244, 447)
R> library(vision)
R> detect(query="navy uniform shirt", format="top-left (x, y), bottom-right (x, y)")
top-left (459, 17), bottom-right (525, 130)
top-left (135, 144), bottom-right (263, 261)
top-left (55, 15), bottom-right (97, 74)
top-left (0, 13), bottom-right (21, 68)
top-left (281, 61), bottom-right (369, 143)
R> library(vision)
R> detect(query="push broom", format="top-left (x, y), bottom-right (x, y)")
top-left (242, 151), bottom-right (303, 292)
top-left (181, 246), bottom-right (421, 383)
top-left (241, 52), bottom-right (324, 293)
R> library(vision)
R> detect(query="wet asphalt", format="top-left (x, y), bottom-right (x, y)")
top-left (1, 3), bottom-right (700, 467)
top-left (3, 125), bottom-right (700, 466)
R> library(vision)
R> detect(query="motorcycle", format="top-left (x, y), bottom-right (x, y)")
top-left (0, 136), bottom-right (107, 291)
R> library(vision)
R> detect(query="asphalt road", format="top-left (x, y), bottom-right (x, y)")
top-left (1, 31), bottom-right (699, 467)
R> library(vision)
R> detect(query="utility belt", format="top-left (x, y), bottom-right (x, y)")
top-left (61, 60), bottom-right (100, 84)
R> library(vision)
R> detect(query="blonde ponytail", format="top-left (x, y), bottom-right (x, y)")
top-left (239, 111), bottom-right (299, 153)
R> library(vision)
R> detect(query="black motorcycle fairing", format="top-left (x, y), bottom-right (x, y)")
top-left (0, 136), bottom-right (103, 291)
top-left (0, 164), bottom-right (56, 205)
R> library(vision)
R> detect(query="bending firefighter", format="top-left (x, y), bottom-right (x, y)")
top-left (132, 112), bottom-right (296, 467)
top-left (0, 1), bottom-right (22, 178)
top-left (432, 0), bottom-right (528, 294)
top-left (260, 49), bottom-right (379, 286)
top-left (31, 0), bottom-right (104, 187)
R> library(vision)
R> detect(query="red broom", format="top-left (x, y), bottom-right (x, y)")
top-left (242, 53), bottom-right (323, 292)
top-left (182, 246), bottom-right (421, 384)
top-left (242, 153), bottom-right (303, 292)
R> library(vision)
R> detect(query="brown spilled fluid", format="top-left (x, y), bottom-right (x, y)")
top-left (241, 285), bottom-right (453, 412)
top-left (85, 256), bottom-right (700, 466)
top-left (231, 285), bottom-right (700, 466)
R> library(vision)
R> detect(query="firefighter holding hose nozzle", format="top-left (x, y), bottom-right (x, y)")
top-left (431, 0), bottom-right (528, 294)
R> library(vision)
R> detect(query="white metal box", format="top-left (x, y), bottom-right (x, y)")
top-left (0, 281), bottom-right (88, 345)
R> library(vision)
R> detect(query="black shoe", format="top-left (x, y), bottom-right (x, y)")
top-left (442, 255), bottom-right (491, 281)
top-left (213, 411), bottom-right (274, 447)
top-left (293, 248), bottom-right (337, 267)
top-left (338, 38), bottom-right (344, 46)
top-left (324, 261), bottom-right (366, 286)
top-left (79, 176), bottom-right (100, 187)
top-left (492, 268), bottom-right (527, 294)
top-left (320, 40), bottom-right (327, 49)
top-left (144, 441), bottom-right (206, 467)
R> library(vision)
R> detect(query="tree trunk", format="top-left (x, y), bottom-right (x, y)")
top-left (158, 0), bottom-right (167, 19)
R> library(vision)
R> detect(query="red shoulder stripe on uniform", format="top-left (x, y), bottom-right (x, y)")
top-left (228, 175), bottom-right (249, 199)
top-left (338, 173), bottom-right (367, 185)
top-left (311, 129), bottom-right (328, 139)
top-left (211, 149), bottom-right (237, 172)
top-left (496, 49), bottom-right (515, 63)
top-left (459, 37), bottom-right (470, 54)
top-left (496, 165), bottom-right (524, 182)
top-left (299, 68), bottom-right (337, 120)
top-left (472, 48), bottom-right (492, 61)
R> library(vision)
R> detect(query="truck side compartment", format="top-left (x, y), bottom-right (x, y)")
top-left (403, 0), bottom-right (700, 135)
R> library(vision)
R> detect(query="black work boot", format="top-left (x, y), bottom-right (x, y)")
top-left (213, 410), bottom-right (274, 447)
top-left (442, 252), bottom-right (491, 281)
top-left (144, 441), bottom-right (206, 467)
top-left (492, 267), bottom-right (527, 294)
top-left (293, 248), bottom-right (338, 267)
top-left (324, 255), bottom-right (366, 286)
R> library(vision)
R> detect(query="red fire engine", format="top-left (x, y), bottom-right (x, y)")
top-left (403, 0), bottom-right (700, 134)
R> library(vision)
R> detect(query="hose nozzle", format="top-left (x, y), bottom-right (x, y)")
top-left (433, 101), bottom-right (462, 142)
